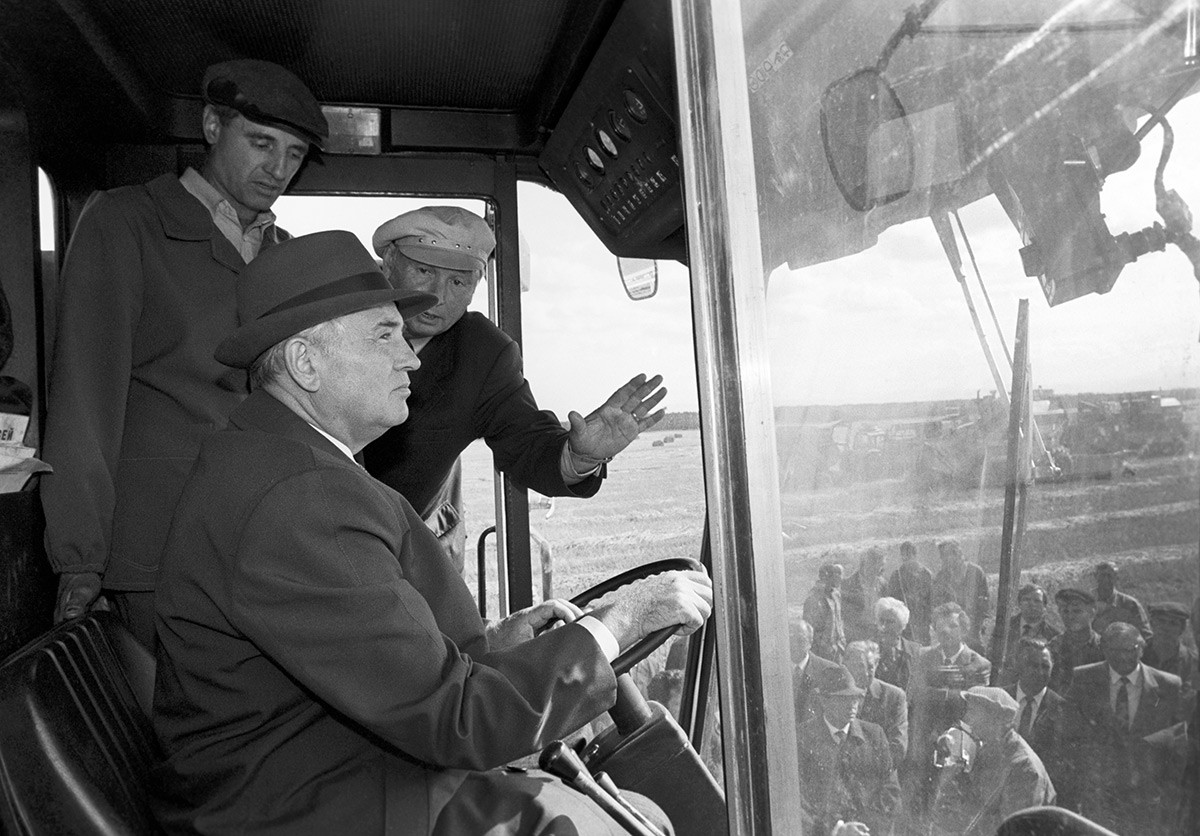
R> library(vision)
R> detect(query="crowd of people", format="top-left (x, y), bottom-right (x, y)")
top-left (791, 543), bottom-right (1199, 835)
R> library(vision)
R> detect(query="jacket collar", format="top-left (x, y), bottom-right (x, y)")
top-left (145, 172), bottom-right (251, 273)
top-left (229, 389), bottom-right (356, 465)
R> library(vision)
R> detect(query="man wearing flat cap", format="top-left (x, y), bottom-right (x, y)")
top-left (363, 206), bottom-right (667, 572)
top-left (1047, 587), bottom-right (1105, 694)
top-left (151, 230), bottom-right (713, 835)
top-left (930, 686), bottom-right (1055, 836)
top-left (795, 665), bottom-right (900, 836)
top-left (1091, 560), bottom-right (1153, 641)
top-left (41, 58), bottom-right (327, 647)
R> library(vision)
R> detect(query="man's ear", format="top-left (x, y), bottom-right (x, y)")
top-left (201, 105), bottom-right (223, 146)
top-left (284, 337), bottom-right (321, 393)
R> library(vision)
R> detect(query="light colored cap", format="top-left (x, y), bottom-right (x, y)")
top-left (964, 686), bottom-right (1019, 723)
top-left (372, 206), bottom-right (496, 273)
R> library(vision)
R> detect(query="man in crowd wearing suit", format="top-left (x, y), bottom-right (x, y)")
top-left (1003, 638), bottom-right (1066, 805)
top-left (1063, 622), bottom-right (1183, 833)
top-left (845, 639), bottom-right (909, 769)
top-left (931, 540), bottom-right (990, 652)
top-left (886, 541), bottom-right (932, 644)
top-left (792, 612), bottom-right (844, 726)
top-left (905, 602), bottom-right (991, 823)
top-left (150, 231), bottom-right (713, 835)
top-left (363, 207), bottom-right (665, 572)
top-left (997, 584), bottom-right (1060, 686)
top-left (42, 59), bottom-right (327, 648)
top-left (796, 665), bottom-right (901, 836)
top-left (1048, 587), bottom-right (1105, 694)
top-left (930, 687), bottom-right (1055, 836)
top-left (1092, 561), bottom-right (1152, 640)
top-left (1144, 602), bottom-right (1198, 709)
top-left (873, 596), bottom-right (921, 692)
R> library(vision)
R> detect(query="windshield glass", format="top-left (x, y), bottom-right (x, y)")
top-left (742, 1), bottom-right (1198, 833)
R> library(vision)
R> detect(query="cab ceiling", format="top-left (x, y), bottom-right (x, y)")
top-left (0, 0), bottom-right (624, 165)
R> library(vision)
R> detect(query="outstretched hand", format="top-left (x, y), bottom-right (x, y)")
top-left (486, 598), bottom-right (586, 651)
top-left (567, 373), bottom-right (666, 463)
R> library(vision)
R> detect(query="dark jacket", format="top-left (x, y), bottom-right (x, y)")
top-left (41, 173), bottom-right (286, 589)
top-left (887, 562), bottom-right (933, 644)
top-left (796, 717), bottom-right (900, 836)
top-left (859, 677), bottom-right (909, 766)
top-left (363, 312), bottom-right (602, 522)
top-left (1004, 684), bottom-right (1066, 797)
top-left (151, 391), bottom-right (618, 835)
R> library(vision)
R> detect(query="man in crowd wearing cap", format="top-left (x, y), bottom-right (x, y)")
top-left (41, 58), bottom-right (327, 647)
top-left (931, 539), bottom-right (990, 652)
top-left (1002, 638), bottom-right (1067, 805)
top-left (1092, 560), bottom-right (1153, 640)
top-left (1144, 603), bottom-right (1198, 685)
top-left (805, 561), bottom-right (847, 663)
top-left (796, 665), bottom-right (900, 836)
top-left (1062, 622), bottom-right (1183, 833)
top-left (151, 230), bottom-right (713, 835)
top-left (363, 206), bottom-right (667, 573)
top-left (1047, 587), bottom-right (1105, 694)
top-left (929, 686), bottom-right (1055, 836)
top-left (996, 583), bottom-right (1060, 686)
top-left (886, 540), bottom-right (933, 644)
top-left (845, 639), bottom-right (909, 770)
top-left (842, 547), bottom-right (888, 643)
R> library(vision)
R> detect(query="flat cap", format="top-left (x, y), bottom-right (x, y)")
top-left (1093, 561), bottom-right (1118, 575)
top-left (372, 206), bottom-right (496, 273)
top-left (1054, 588), bottom-right (1096, 606)
top-left (1148, 602), bottom-right (1190, 623)
top-left (964, 686), bottom-right (1019, 723)
top-left (203, 59), bottom-right (328, 148)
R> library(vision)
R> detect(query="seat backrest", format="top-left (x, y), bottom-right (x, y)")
top-left (0, 612), bottom-right (163, 836)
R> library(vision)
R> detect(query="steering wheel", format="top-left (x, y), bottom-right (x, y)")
top-left (568, 556), bottom-right (703, 677)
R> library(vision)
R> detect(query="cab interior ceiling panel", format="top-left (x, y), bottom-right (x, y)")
top-left (0, 0), bottom-right (628, 164)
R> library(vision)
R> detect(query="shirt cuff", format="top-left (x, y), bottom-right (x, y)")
top-left (577, 615), bottom-right (620, 662)
top-left (559, 441), bottom-right (603, 484)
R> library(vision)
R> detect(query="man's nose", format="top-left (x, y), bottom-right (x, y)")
top-left (394, 341), bottom-right (420, 371)
top-left (265, 149), bottom-right (290, 180)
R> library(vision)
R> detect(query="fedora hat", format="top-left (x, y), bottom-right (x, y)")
top-left (814, 665), bottom-right (866, 697)
top-left (215, 230), bottom-right (435, 368)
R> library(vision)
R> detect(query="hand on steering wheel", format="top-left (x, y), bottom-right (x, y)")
top-left (569, 557), bottom-right (710, 676)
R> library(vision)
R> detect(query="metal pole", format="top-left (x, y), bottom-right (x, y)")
top-left (991, 300), bottom-right (1032, 679)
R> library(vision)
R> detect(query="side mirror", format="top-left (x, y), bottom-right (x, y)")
top-left (617, 257), bottom-right (658, 301)
top-left (820, 69), bottom-right (915, 211)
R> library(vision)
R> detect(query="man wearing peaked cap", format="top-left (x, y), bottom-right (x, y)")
top-left (930, 685), bottom-right (1055, 836)
top-left (1144, 601), bottom-right (1198, 684)
top-left (151, 230), bottom-right (714, 835)
top-left (1048, 588), bottom-right (1104, 694)
top-left (364, 205), bottom-right (669, 574)
top-left (40, 57), bottom-right (327, 648)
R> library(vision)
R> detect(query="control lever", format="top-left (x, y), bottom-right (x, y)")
top-left (539, 741), bottom-right (661, 836)
top-left (594, 770), bottom-right (666, 836)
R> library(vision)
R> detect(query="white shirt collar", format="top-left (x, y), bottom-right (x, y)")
top-left (305, 422), bottom-right (356, 462)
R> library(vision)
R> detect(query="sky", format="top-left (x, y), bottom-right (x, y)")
top-left (37, 93), bottom-right (1200, 418)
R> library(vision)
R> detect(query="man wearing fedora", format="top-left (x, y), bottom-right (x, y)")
top-left (929, 686), bottom-right (1055, 836)
top-left (795, 664), bottom-right (900, 836)
top-left (41, 58), bottom-right (326, 647)
top-left (151, 230), bottom-right (712, 834)
top-left (363, 206), bottom-right (667, 573)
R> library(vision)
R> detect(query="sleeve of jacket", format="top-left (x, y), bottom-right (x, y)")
top-left (40, 190), bottom-right (144, 573)
top-left (474, 336), bottom-right (602, 499)
top-left (228, 463), bottom-right (617, 770)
